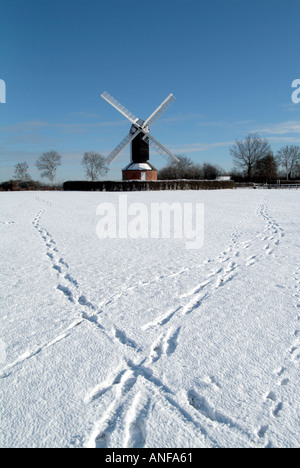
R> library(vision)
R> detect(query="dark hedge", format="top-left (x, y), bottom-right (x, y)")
top-left (63, 180), bottom-right (235, 192)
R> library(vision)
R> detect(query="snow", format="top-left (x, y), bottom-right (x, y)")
top-left (0, 189), bottom-right (299, 448)
top-left (123, 163), bottom-right (153, 170)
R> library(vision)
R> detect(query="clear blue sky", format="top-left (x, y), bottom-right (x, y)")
top-left (1, 0), bottom-right (299, 182)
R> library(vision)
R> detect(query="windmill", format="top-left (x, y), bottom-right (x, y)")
top-left (101, 91), bottom-right (179, 180)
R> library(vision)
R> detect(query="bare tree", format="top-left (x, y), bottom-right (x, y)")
top-left (81, 152), bottom-right (108, 181)
top-left (254, 153), bottom-right (278, 183)
top-left (14, 162), bottom-right (31, 182)
top-left (276, 145), bottom-right (300, 180)
top-left (158, 156), bottom-right (224, 180)
top-left (203, 163), bottom-right (223, 180)
top-left (158, 155), bottom-right (196, 179)
top-left (230, 134), bottom-right (271, 180)
top-left (35, 151), bottom-right (62, 183)
top-left (170, 155), bottom-right (194, 178)
top-left (294, 161), bottom-right (300, 179)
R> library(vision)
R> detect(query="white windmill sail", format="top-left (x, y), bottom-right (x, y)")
top-left (101, 91), bottom-right (178, 167)
top-left (101, 91), bottom-right (139, 126)
top-left (143, 94), bottom-right (176, 129)
top-left (147, 134), bottom-right (179, 164)
top-left (106, 129), bottom-right (142, 165)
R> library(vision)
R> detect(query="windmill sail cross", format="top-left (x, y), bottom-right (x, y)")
top-left (101, 91), bottom-right (178, 180)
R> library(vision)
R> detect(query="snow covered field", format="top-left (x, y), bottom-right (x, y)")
top-left (0, 189), bottom-right (299, 448)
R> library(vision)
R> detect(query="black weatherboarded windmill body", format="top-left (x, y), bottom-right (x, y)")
top-left (101, 91), bottom-right (179, 180)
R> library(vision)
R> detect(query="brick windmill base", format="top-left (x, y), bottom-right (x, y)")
top-left (122, 162), bottom-right (157, 181)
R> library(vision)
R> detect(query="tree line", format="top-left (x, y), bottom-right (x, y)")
top-left (3, 134), bottom-right (300, 190)
top-left (230, 134), bottom-right (300, 182)
top-left (4, 151), bottom-right (108, 190)
top-left (159, 135), bottom-right (300, 182)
